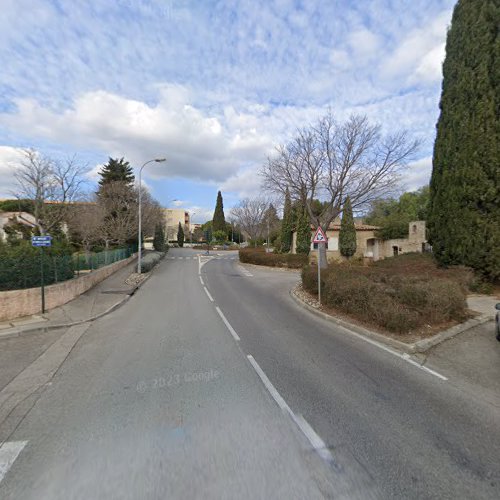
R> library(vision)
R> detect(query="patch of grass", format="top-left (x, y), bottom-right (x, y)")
top-left (302, 253), bottom-right (470, 334)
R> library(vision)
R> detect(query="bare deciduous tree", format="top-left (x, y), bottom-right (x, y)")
top-left (230, 198), bottom-right (269, 246)
top-left (13, 149), bottom-right (88, 234)
top-left (67, 202), bottom-right (106, 257)
top-left (96, 182), bottom-right (164, 249)
top-left (261, 112), bottom-right (420, 266)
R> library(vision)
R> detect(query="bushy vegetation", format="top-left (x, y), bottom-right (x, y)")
top-left (0, 240), bottom-right (74, 291)
top-left (140, 251), bottom-right (165, 273)
top-left (239, 247), bottom-right (308, 268)
top-left (365, 187), bottom-right (429, 240)
top-left (302, 253), bottom-right (471, 334)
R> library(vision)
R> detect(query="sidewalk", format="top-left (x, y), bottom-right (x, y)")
top-left (0, 259), bottom-right (138, 339)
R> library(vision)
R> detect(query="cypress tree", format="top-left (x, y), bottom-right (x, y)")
top-left (177, 222), bottom-right (184, 247)
top-left (429, 0), bottom-right (500, 279)
top-left (98, 157), bottom-right (135, 188)
top-left (339, 196), bottom-right (357, 258)
top-left (296, 205), bottom-right (311, 255)
top-left (153, 223), bottom-right (165, 251)
top-left (280, 188), bottom-right (293, 253)
top-left (212, 191), bottom-right (226, 232)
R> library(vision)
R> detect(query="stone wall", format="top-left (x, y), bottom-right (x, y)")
top-left (0, 254), bottom-right (136, 322)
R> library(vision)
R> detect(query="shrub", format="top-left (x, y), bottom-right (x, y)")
top-left (140, 251), bottom-right (165, 273)
top-left (301, 255), bottom-right (469, 334)
top-left (239, 248), bottom-right (308, 268)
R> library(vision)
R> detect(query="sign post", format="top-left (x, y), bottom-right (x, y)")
top-left (32, 236), bottom-right (52, 314)
top-left (312, 227), bottom-right (327, 306)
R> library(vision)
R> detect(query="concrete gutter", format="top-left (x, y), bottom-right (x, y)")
top-left (290, 286), bottom-right (491, 354)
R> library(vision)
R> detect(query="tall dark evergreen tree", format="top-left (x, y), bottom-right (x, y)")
top-left (212, 191), bottom-right (226, 232)
top-left (98, 157), bottom-right (135, 188)
top-left (429, 0), bottom-right (499, 279)
top-left (177, 222), bottom-right (184, 248)
top-left (280, 188), bottom-right (293, 253)
top-left (153, 223), bottom-right (166, 251)
top-left (295, 205), bottom-right (311, 255)
top-left (339, 196), bottom-right (357, 258)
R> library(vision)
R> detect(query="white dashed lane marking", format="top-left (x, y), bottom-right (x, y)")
top-left (0, 441), bottom-right (27, 484)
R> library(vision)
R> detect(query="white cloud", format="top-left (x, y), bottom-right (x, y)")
top-left (380, 10), bottom-right (451, 85)
top-left (0, 145), bottom-right (27, 197)
top-left (219, 167), bottom-right (263, 200)
top-left (403, 156), bottom-right (433, 191)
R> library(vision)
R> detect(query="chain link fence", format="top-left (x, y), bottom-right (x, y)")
top-left (0, 245), bottom-right (136, 291)
top-left (73, 246), bottom-right (135, 275)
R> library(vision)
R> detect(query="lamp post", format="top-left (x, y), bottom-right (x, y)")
top-left (138, 158), bottom-right (166, 273)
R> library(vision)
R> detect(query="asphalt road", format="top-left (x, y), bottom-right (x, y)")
top-left (201, 251), bottom-right (500, 499)
top-left (1, 248), bottom-right (499, 499)
top-left (0, 248), bottom-right (345, 499)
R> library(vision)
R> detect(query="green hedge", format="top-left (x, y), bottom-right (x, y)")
top-left (302, 254), bottom-right (469, 334)
top-left (239, 248), bottom-right (308, 268)
top-left (0, 241), bottom-right (74, 291)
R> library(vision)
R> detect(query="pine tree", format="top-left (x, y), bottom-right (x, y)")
top-left (153, 223), bottom-right (165, 251)
top-left (339, 196), bottom-right (357, 258)
top-left (280, 188), bottom-right (293, 253)
top-left (429, 0), bottom-right (500, 279)
top-left (212, 191), bottom-right (226, 232)
top-left (98, 157), bottom-right (135, 188)
top-left (177, 222), bottom-right (184, 247)
top-left (295, 205), bottom-right (311, 255)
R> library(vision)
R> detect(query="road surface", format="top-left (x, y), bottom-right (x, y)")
top-left (0, 248), bottom-right (498, 499)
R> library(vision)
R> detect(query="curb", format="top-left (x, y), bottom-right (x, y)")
top-left (0, 267), bottom-right (158, 340)
top-left (412, 315), bottom-right (491, 352)
top-left (289, 286), bottom-right (491, 354)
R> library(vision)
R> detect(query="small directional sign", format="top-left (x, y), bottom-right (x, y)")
top-left (312, 226), bottom-right (327, 244)
top-left (31, 235), bottom-right (52, 247)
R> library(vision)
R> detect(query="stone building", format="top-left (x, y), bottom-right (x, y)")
top-left (292, 220), bottom-right (428, 262)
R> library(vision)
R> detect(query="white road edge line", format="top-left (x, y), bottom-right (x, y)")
top-left (246, 356), bottom-right (335, 464)
top-left (247, 355), bottom-right (291, 413)
top-left (216, 307), bottom-right (240, 341)
top-left (331, 322), bottom-right (448, 381)
top-left (199, 276), bottom-right (204, 286)
top-left (204, 287), bottom-right (214, 302)
top-left (0, 441), bottom-right (28, 484)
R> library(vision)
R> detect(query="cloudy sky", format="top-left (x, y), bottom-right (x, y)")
top-left (0, 0), bottom-right (455, 222)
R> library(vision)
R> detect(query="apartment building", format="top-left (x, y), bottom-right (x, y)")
top-left (163, 208), bottom-right (190, 242)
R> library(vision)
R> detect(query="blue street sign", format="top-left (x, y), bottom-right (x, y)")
top-left (32, 236), bottom-right (52, 247)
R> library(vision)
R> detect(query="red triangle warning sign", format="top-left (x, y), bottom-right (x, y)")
top-left (313, 226), bottom-right (327, 243)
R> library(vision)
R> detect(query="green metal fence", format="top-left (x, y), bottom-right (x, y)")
top-left (73, 246), bottom-right (135, 274)
top-left (0, 245), bottom-right (136, 291)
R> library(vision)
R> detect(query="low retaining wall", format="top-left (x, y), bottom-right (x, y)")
top-left (0, 254), bottom-right (136, 322)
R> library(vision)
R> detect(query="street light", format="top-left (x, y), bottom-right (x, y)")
top-left (138, 158), bottom-right (166, 274)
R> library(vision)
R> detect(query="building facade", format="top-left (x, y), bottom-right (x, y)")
top-left (292, 221), bottom-right (428, 262)
top-left (163, 208), bottom-right (190, 242)
top-left (0, 211), bottom-right (37, 242)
